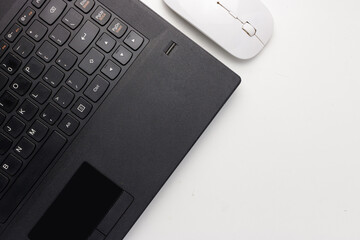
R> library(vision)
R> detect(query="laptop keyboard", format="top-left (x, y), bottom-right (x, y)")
top-left (0, 0), bottom-right (147, 222)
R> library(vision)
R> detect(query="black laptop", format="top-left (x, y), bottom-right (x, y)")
top-left (0, 0), bottom-right (240, 239)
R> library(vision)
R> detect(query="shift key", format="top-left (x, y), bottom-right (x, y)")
top-left (69, 21), bottom-right (99, 54)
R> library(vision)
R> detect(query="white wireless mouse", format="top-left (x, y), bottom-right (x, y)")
top-left (163, 0), bottom-right (274, 60)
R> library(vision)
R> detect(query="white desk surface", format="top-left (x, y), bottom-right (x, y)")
top-left (125, 0), bottom-right (360, 239)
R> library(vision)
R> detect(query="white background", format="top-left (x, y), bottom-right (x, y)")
top-left (126, 0), bottom-right (360, 239)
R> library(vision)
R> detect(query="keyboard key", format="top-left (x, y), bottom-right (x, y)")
top-left (28, 120), bottom-right (48, 142)
top-left (19, 7), bottom-right (36, 26)
top-left (75, 0), bottom-right (95, 13)
top-left (43, 66), bottom-right (64, 87)
top-left (101, 60), bottom-right (121, 80)
top-left (71, 97), bottom-right (92, 119)
top-left (1, 155), bottom-right (22, 176)
top-left (31, 83), bottom-right (52, 104)
top-left (32, 0), bottom-right (47, 8)
top-left (56, 49), bottom-right (77, 71)
top-left (17, 100), bottom-right (39, 121)
top-left (4, 116), bottom-right (25, 138)
top-left (58, 114), bottom-right (79, 136)
top-left (13, 37), bottom-right (35, 58)
top-left (0, 131), bottom-right (66, 222)
top-left (27, 20), bottom-right (47, 42)
top-left (0, 134), bottom-right (12, 155)
top-left (62, 8), bottom-right (83, 30)
top-left (0, 91), bottom-right (19, 113)
top-left (124, 31), bottom-right (144, 51)
top-left (41, 103), bottom-right (62, 125)
top-left (40, 0), bottom-right (67, 25)
top-left (66, 70), bottom-right (87, 92)
top-left (50, 24), bottom-right (70, 46)
top-left (108, 19), bottom-right (128, 38)
top-left (0, 72), bottom-right (8, 90)
top-left (79, 48), bottom-right (104, 74)
top-left (0, 173), bottom-right (8, 193)
top-left (92, 6), bottom-right (111, 26)
top-left (37, 41), bottom-right (58, 62)
top-left (24, 57), bottom-right (45, 79)
top-left (69, 21), bottom-right (99, 54)
top-left (53, 87), bottom-right (74, 108)
top-left (10, 74), bottom-right (32, 96)
top-left (0, 112), bottom-right (5, 125)
top-left (113, 46), bottom-right (132, 65)
top-left (85, 75), bottom-right (109, 102)
top-left (5, 24), bottom-right (22, 43)
top-left (0, 40), bottom-right (9, 58)
top-left (96, 33), bottom-right (116, 53)
top-left (14, 138), bottom-right (35, 159)
top-left (1, 53), bottom-right (22, 75)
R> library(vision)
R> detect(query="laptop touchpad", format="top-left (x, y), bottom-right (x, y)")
top-left (29, 163), bottom-right (123, 240)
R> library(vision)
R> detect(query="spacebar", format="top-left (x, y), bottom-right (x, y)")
top-left (0, 131), bottom-right (67, 223)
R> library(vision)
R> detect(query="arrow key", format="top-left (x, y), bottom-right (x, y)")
top-left (124, 31), bottom-right (144, 51)
top-left (113, 45), bottom-right (132, 65)
top-left (96, 33), bottom-right (116, 53)
top-left (101, 60), bottom-right (121, 80)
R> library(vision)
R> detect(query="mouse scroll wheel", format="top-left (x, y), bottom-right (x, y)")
top-left (242, 22), bottom-right (257, 37)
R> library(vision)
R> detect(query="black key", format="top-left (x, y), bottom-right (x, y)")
top-left (1, 53), bottom-right (22, 75)
top-left (40, 0), bottom-right (67, 25)
top-left (13, 37), bottom-right (35, 58)
top-left (0, 112), bottom-right (5, 125)
top-left (37, 41), bottom-right (58, 62)
top-left (69, 21), bottom-right (99, 54)
top-left (31, 83), bottom-right (52, 104)
top-left (62, 8), bottom-right (83, 30)
top-left (0, 131), bottom-right (66, 222)
top-left (108, 19), bottom-right (128, 38)
top-left (0, 173), bottom-right (8, 193)
top-left (28, 120), bottom-right (48, 142)
top-left (27, 20), bottom-right (48, 42)
top-left (32, 0), bottom-right (47, 8)
top-left (113, 46), bottom-right (132, 65)
top-left (84, 75), bottom-right (109, 102)
top-left (75, 0), bottom-right (95, 13)
top-left (56, 49), bottom-right (77, 71)
top-left (53, 87), bottom-right (74, 108)
top-left (0, 134), bottom-right (12, 155)
top-left (14, 137), bottom-right (35, 159)
top-left (0, 91), bottom-right (18, 113)
top-left (24, 57), bottom-right (45, 79)
top-left (71, 97), bottom-right (92, 119)
top-left (0, 72), bottom-right (8, 90)
top-left (3, 116), bottom-right (25, 138)
top-left (50, 24), bottom-right (70, 46)
top-left (43, 66), bottom-right (64, 87)
top-left (124, 31), bottom-right (144, 51)
top-left (0, 40), bottom-right (9, 58)
top-left (58, 114), bottom-right (79, 136)
top-left (92, 6), bottom-right (111, 26)
top-left (19, 7), bottom-right (36, 26)
top-left (17, 100), bottom-right (39, 121)
top-left (79, 48), bottom-right (104, 75)
top-left (66, 70), bottom-right (87, 92)
top-left (41, 103), bottom-right (62, 125)
top-left (101, 60), bottom-right (121, 80)
top-left (10, 74), bottom-right (32, 96)
top-left (5, 24), bottom-right (22, 43)
top-left (1, 154), bottom-right (22, 176)
top-left (96, 33), bottom-right (116, 53)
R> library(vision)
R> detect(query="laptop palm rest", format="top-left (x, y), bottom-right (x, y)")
top-left (28, 163), bottom-right (133, 240)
